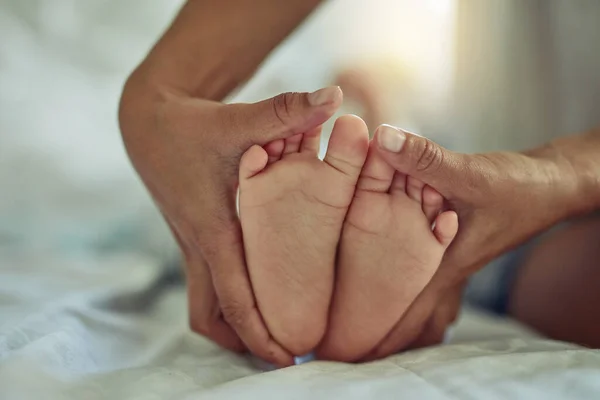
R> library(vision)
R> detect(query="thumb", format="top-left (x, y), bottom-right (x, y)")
top-left (374, 124), bottom-right (464, 192)
top-left (230, 86), bottom-right (343, 145)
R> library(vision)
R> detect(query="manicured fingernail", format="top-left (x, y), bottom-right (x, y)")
top-left (377, 125), bottom-right (406, 152)
top-left (307, 86), bottom-right (341, 106)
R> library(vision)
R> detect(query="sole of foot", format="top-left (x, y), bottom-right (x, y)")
top-left (317, 135), bottom-right (458, 362)
top-left (239, 115), bottom-right (369, 355)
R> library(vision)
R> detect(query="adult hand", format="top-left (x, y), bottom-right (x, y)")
top-left (119, 77), bottom-right (342, 366)
top-left (363, 125), bottom-right (579, 359)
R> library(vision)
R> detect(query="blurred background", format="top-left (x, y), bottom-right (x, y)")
top-left (1, 0), bottom-right (600, 279)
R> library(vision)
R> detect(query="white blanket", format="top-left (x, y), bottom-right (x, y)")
top-left (2, 247), bottom-right (600, 399)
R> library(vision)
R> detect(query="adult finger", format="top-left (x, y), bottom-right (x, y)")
top-left (186, 254), bottom-right (246, 352)
top-left (362, 276), bottom-right (448, 361)
top-left (229, 87), bottom-right (343, 145)
top-left (365, 275), bottom-right (465, 360)
top-left (365, 291), bottom-right (439, 360)
top-left (373, 125), bottom-right (466, 194)
top-left (165, 217), bottom-right (245, 352)
top-left (406, 284), bottom-right (464, 350)
top-left (202, 218), bottom-right (294, 367)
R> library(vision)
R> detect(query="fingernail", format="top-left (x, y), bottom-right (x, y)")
top-left (377, 125), bottom-right (406, 152)
top-left (307, 86), bottom-right (341, 106)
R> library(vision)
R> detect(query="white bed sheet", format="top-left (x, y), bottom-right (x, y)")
top-left (1, 247), bottom-right (600, 400)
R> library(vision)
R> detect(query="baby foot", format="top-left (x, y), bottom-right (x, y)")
top-left (239, 115), bottom-right (369, 355)
top-left (317, 133), bottom-right (458, 362)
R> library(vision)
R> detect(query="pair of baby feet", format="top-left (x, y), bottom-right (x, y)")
top-left (239, 115), bottom-right (458, 362)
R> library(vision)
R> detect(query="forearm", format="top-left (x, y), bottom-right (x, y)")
top-left (527, 127), bottom-right (600, 219)
top-left (130, 0), bottom-right (322, 101)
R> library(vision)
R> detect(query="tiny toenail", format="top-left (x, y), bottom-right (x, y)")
top-left (378, 125), bottom-right (406, 152)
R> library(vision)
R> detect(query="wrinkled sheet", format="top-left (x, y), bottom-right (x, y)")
top-left (1, 247), bottom-right (600, 399)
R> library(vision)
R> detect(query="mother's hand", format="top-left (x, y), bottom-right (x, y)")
top-left (363, 125), bottom-right (577, 359)
top-left (119, 75), bottom-right (342, 366)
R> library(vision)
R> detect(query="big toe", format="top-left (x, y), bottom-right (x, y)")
top-left (323, 115), bottom-right (369, 179)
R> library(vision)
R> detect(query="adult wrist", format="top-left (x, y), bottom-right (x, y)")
top-left (119, 69), bottom-right (156, 127)
top-left (525, 139), bottom-right (598, 220)
top-left (134, 49), bottom-right (240, 101)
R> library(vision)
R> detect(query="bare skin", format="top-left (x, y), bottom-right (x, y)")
top-left (317, 128), bottom-right (458, 362)
top-left (363, 127), bottom-right (600, 359)
top-left (120, 0), bottom-right (325, 366)
top-left (509, 214), bottom-right (600, 348)
top-left (239, 120), bottom-right (458, 359)
top-left (239, 115), bottom-right (369, 355)
top-left (123, 0), bottom-right (600, 361)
